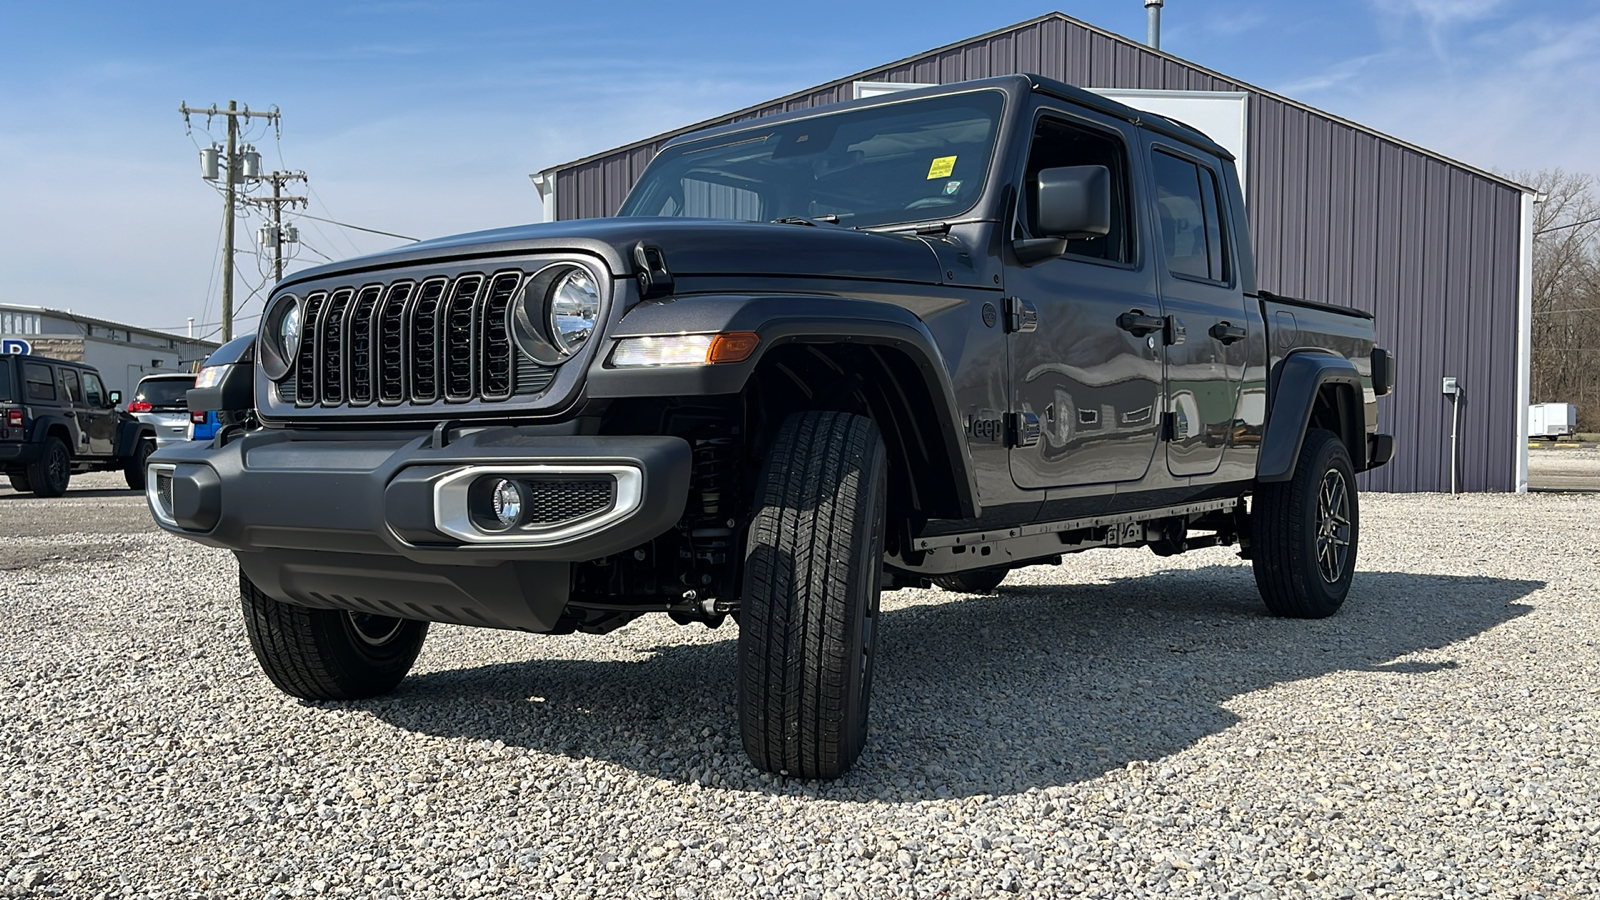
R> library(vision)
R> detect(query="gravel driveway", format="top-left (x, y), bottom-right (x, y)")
top-left (2, 473), bottom-right (1596, 899)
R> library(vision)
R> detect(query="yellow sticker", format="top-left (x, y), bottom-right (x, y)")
top-left (927, 156), bottom-right (957, 179)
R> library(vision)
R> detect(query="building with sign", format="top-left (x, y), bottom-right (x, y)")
top-left (0, 304), bottom-right (217, 400)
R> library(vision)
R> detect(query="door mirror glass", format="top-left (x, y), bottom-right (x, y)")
top-left (1034, 165), bottom-right (1112, 240)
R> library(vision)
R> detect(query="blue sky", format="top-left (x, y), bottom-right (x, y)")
top-left (2, 0), bottom-right (1596, 338)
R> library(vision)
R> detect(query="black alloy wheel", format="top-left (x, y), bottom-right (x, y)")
top-left (1252, 428), bottom-right (1360, 619)
top-left (26, 436), bottom-right (71, 497)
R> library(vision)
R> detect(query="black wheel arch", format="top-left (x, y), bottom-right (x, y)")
top-left (1258, 352), bottom-right (1368, 483)
top-left (114, 420), bottom-right (156, 459)
top-left (588, 293), bottom-right (981, 521)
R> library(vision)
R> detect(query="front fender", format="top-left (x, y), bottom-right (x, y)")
top-left (586, 293), bottom-right (978, 518)
top-left (1257, 351), bottom-right (1363, 483)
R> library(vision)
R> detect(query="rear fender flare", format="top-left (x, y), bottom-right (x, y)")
top-left (1257, 352), bottom-right (1363, 483)
top-left (29, 415), bottom-right (76, 450)
top-left (587, 293), bottom-right (979, 518)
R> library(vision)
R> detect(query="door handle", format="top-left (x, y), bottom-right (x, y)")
top-left (1209, 321), bottom-right (1248, 345)
top-left (1117, 311), bottom-right (1166, 337)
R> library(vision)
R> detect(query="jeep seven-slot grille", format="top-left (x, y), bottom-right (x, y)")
top-left (277, 270), bottom-right (557, 408)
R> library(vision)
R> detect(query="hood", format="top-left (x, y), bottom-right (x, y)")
top-left (275, 217), bottom-right (946, 290)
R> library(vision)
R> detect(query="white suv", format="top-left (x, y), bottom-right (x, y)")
top-left (129, 373), bottom-right (196, 449)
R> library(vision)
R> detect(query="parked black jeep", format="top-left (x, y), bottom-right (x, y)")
top-left (1, 354), bottom-right (157, 496)
top-left (153, 75), bottom-right (1393, 778)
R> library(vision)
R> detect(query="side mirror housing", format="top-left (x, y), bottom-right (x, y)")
top-left (1036, 165), bottom-right (1111, 239)
top-left (1013, 165), bottom-right (1112, 266)
top-left (108, 390), bottom-right (122, 407)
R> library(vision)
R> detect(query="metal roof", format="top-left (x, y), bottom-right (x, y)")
top-left (537, 11), bottom-right (1535, 195)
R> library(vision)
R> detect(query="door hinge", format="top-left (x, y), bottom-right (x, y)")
top-left (1003, 297), bottom-right (1038, 333)
top-left (1165, 316), bottom-right (1186, 346)
top-left (1010, 411), bottom-right (1041, 448)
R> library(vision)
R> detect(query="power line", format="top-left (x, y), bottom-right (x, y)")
top-left (1535, 215), bottom-right (1600, 236)
top-left (290, 211), bottom-right (419, 242)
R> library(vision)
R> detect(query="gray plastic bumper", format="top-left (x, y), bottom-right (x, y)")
top-left (146, 427), bottom-right (691, 632)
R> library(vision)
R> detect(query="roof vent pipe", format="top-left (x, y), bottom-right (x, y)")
top-left (1145, 0), bottom-right (1164, 50)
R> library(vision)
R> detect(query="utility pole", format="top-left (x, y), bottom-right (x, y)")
top-left (244, 171), bottom-right (307, 283)
top-left (180, 100), bottom-right (281, 342)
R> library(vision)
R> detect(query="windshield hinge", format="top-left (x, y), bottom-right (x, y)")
top-left (633, 243), bottom-right (674, 300)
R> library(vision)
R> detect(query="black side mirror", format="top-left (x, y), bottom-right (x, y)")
top-left (108, 390), bottom-right (122, 407)
top-left (1014, 165), bottom-right (1113, 265)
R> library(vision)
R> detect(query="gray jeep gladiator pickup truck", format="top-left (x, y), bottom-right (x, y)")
top-left (151, 74), bottom-right (1393, 778)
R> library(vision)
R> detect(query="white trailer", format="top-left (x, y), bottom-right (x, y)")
top-left (1529, 403), bottom-right (1578, 440)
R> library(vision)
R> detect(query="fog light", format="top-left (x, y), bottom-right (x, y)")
top-left (491, 479), bottom-right (523, 528)
top-left (147, 464), bottom-right (177, 526)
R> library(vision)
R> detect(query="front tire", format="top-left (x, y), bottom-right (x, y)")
top-left (240, 569), bottom-right (429, 700)
top-left (26, 436), bottom-right (71, 497)
top-left (124, 438), bottom-right (155, 490)
top-left (738, 411), bottom-right (887, 779)
top-left (1252, 429), bottom-right (1359, 618)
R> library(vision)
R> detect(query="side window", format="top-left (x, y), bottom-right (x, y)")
top-left (1151, 150), bottom-right (1230, 283)
top-left (25, 363), bottom-right (56, 402)
top-left (1018, 116), bottom-right (1133, 263)
top-left (60, 368), bottom-right (82, 404)
top-left (82, 373), bottom-right (106, 407)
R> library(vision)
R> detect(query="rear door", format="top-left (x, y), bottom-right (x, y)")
top-left (1144, 141), bottom-right (1251, 478)
top-left (1005, 106), bottom-right (1163, 489)
top-left (57, 367), bottom-right (94, 455)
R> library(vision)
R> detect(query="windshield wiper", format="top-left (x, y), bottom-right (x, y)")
top-left (770, 215), bottom-right (846, 228)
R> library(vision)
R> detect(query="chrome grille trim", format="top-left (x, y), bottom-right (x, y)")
top-left (346, 285), bottom-right (382, 405)
top-left (377, 281), bottom-right (414, 404)
top-left (443, 274), bottom-right (484, 402)
top-left (407, 278), bottom-right (447, 403)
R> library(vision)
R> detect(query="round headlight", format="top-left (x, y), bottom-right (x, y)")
top-left (548, 268), bottom-right (599, 354)
top-left (280, 301), bottom-right (302, 361)
top-left (259, 294), bottom-right (301, 381)
top-left (510, 263), bottom-right (604, 366)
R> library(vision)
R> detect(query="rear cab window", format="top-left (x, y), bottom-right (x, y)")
top-left (1151, 149), bottom-right (1230, 283)
top-left (0, 360), bottom-right (13, 403)
top-left (25, 362), bottom-right (55, 402)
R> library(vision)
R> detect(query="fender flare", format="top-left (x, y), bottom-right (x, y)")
top-left (114, 420), bottom-right (155, 458)
top-left (1257, 351), bottom-right (1364, 483)
top-left (29, 415), bottom-right (76, 449)
top-left (587, 293), bottom-right (980, 518)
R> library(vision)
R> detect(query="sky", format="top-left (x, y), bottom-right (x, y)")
top-left (2, 0), bottom-right (1597, 341)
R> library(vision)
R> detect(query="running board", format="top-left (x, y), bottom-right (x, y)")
top-left (911, 498), bottom-right (1240, 552)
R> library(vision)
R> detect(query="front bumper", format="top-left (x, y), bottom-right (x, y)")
top-left (147, 427), bottom-right (692, 632)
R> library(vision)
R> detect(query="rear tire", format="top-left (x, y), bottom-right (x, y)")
top-left (240, 569), bottom-right (429, 700)
top-left (124, 438), bottom-right (155, 491)
top-left (933, 566), bottom-right (1009, 594)
top-left (26, 436), bottom-right (70, 497)
top-left (1252, 429), bottom-right (1359, 618)
top-left (738, 411), bottom-right (886, 779)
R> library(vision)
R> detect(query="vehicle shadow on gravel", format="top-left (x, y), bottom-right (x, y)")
top-left (361, 565), bottom-right (1538, 800)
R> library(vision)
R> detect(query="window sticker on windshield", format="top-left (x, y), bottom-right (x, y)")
top-left (943, 180), bottom-right (962, 196)
top-left (927, 156), bottom-right (957, 179)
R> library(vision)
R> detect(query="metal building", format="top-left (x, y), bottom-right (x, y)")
top-left (531, 12), bottom-right (1538, 493)
top-left (0, 303), bottom-right (217, 399)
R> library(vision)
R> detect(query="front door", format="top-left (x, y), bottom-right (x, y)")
top-left (1145, 143), bottom-right (1250, 477)
top-left (1007, 110), bottom-right (1163, 489)
top-left (78, 372), bottom-right (117, 456)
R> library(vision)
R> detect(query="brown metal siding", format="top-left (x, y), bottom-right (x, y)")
top-left (552, 14), bottom-right (1522, 491)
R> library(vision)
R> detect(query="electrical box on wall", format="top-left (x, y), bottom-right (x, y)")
top-left (1442, 377), bottom-right (1459, 396)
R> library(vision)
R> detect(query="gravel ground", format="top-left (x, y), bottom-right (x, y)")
top-left (2, 472), bottom-right (1598, 899)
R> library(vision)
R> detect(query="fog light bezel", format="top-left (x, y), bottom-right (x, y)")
top-left (433, 464), bottom-right (642, 545)
top-left (147, 463), bottom-right (178, 527)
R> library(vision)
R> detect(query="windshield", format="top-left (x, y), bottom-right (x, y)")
top-left (135, 377), bottom-right (193, 410)
top-left (619, 90), bottom-right (1006, 229)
